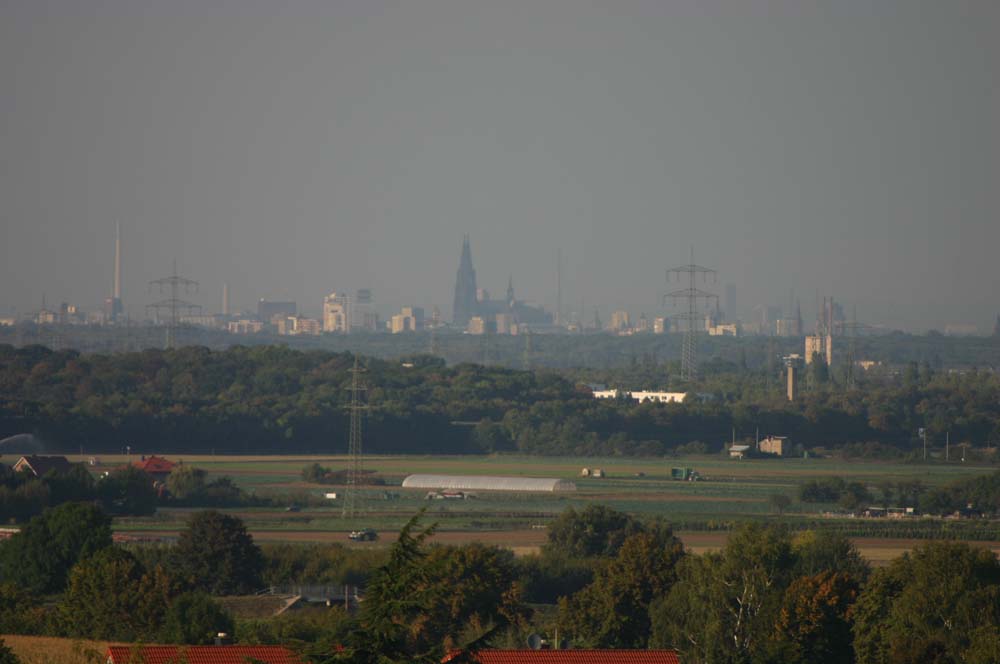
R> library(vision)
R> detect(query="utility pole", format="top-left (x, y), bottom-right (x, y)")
top-left (342, 357), bottom-right (368, 518)
top-left (664, 249), bottom-right (717, 382)
top-left (147, 261), bottom-right (200, 349)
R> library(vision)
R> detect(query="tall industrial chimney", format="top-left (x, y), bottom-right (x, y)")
top-left (222, 282), bottom-right (230, 316)
top-left (114, 222), bottom-right (122, 300)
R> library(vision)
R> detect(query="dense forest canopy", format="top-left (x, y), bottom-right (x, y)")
top-left (2, 344), bottom-right (999, 456)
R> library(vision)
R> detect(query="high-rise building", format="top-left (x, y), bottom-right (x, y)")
top-left (994, 314), bottom-right (1000, 337)
top-left (352, 289), bottom-right (379, 332)
top-left (452, 235), bottom-right (478, 327)
top-left (323, 292), bottom-right (351, 333)
top-left (805, 334), bottom-right (833, 366)
top-left (390, 306), bottom-right (424, 333)
top-left (258, 299), bottom-right (296, 322)
top-left (610, 310), bottom-right (631, 334)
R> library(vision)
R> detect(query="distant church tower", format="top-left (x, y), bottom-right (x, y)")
top-left (452, 235), bottom-right (478, 326)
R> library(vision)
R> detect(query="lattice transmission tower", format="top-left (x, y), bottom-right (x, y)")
top-left (664, 250), bottom-right (717, 382)
top-left (147, 261), bottom-right (200, 349)
top-left (841, 306), bottom-right (870, 389)
top-left (341, 356), bottom-right (368, 518)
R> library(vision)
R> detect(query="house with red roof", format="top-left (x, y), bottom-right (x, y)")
top-left (443, 650), bottom-right (681, 664)
top-left (131, 455), bottom-right (177, 482)
top-left (105, 645), bottom-right (301, 664)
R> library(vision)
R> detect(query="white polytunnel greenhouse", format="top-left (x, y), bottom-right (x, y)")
top-left (401, 474), bottom-right (577, 493)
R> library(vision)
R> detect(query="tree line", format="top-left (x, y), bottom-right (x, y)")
top-left (2, 502), bottom-right (999, 663)
top-left (2, 344), bottom-right (1000, 457)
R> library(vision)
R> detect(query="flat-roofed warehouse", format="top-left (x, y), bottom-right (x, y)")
top-left (401, 474), bottom-right (577, 492)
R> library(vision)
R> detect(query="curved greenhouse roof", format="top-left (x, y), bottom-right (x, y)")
top-left (401, 474), bottom-right (577, 493)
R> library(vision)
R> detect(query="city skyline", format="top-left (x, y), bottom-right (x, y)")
top-left (2, 2), bottom-right (998, 332)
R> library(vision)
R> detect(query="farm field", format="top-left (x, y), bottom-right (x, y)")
top-left (72, 452), bottom-right (1000, 561)
top-left (0, 635), bottom-right (113, 664)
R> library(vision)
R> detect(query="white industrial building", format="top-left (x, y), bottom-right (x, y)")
top-left (401, 474), bottom-right (576, 492)
top-left (592, 389), bottom-right (687, 404)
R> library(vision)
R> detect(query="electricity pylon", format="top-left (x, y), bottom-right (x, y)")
top-left (841, 306), bottom-right (870, 389)
top-left (147, 261), bottom-right (200, 349)
top-left (664, 250), bottom-right (717, 382)
top-left (342, 356), bottom-right (368, 518)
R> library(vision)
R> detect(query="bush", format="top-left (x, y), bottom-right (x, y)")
top-left (160, 592), bottom-right (234, 645)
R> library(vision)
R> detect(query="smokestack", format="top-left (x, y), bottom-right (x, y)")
top-left (222, 282), bottom-right (230, 316)
top-left (114, 222), bottom-right (122, 300)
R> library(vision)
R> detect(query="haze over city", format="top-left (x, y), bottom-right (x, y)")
top-left (2, 1), bottom-right (998, 331)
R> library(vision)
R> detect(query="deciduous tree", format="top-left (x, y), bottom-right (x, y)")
top-left (172, 511), bottom-right (264, 595)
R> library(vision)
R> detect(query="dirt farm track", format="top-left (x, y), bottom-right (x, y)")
top-left (119, 527), bottom-right (1000, 566)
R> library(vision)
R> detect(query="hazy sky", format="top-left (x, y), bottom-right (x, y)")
top-left (1, 1), bottom-right (998, 331)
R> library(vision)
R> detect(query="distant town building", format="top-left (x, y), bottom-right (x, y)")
top-left (180, 314), bottom-right (225, 329)
top-left (610, 310), bottom-right (631, 334)
top-left (278, 316), bottom-right (321, 336)
top-left (351, 289), bottom-right (379, 332)
top-left (635, 313), bottom-right (650, 333)
top-left (467, 316), bottom-right (486, 335)
top-left (228, 319), bottom-right (263, 334)
top-left (323, 292), bottom-right (351, 333)
top-left (495, 312), bottom-right (515, 335)
top-left (653, 317), bottom-right (667, 334)
top-left (776, 318), bottom-right (801, 337)
top-left (944, 324), bottom-right (979, 336)
top-left (708, 323), bottom-right (740, 337)
top-left (390, 307), bottom-right (424, 333)
top-left (257, 300), bottom-right (296, 322)
top-left (805, 334), bottom-right (833, 366)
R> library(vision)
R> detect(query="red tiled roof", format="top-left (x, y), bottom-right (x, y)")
top-left (446, 650), bottom-right (681, 664)
top-left (133, 455), bottom-right (177, 473)
top-left (106, 645), bottom-right (301, 664)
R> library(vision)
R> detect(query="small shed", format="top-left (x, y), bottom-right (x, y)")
top-left (729, 444), bottom-right (751, 460)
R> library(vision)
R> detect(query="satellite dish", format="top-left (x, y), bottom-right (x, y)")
top-left (526, 634), bottom-right (543, 650)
